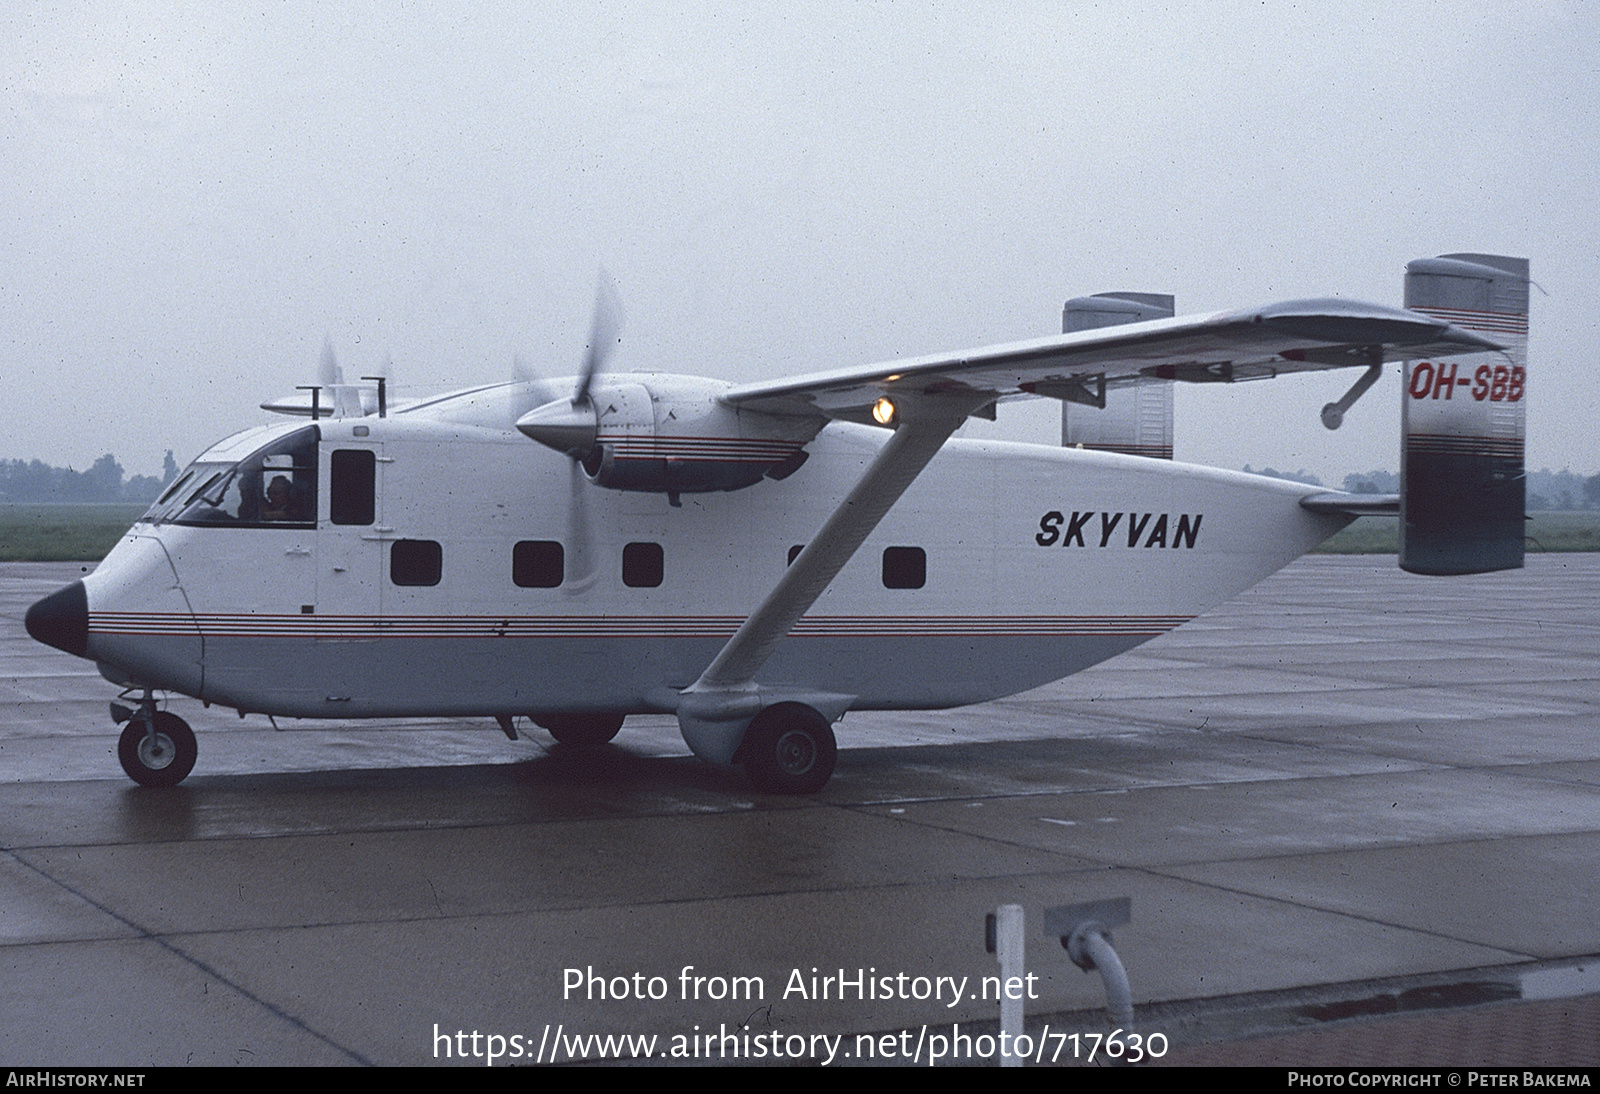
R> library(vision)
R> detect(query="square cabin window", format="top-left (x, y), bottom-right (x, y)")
top-left (622, 541), bottom-right (664, 588)
top-left (881, 545), bottom-right (926, 589)
top-left (330, 449), bottom-right (376, 526)
top-left (513, 540), bottom-right (564, 588)
top-left (391, 539), bottom-right (442, 586)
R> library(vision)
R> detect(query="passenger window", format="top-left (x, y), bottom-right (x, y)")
top-left (391, 539), bottom-right (442, 586)
top-left (513, 540), bottom-right (564, 588)
top-left (881, 546), bottom-right (926, 589)
top-left (330, 449), bottom-right (376, 526)
top-left (623, 542), bottom-right (664, 588)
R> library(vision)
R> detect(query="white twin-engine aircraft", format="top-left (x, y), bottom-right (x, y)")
top-left (27, 253), bottom-right (1528, 792)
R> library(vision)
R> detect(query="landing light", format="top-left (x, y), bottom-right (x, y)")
top-left (872, 397), bottom-right (897, 425)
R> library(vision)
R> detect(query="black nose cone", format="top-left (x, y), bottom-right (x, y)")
top-left (26, 581), bottom-right (88, 658)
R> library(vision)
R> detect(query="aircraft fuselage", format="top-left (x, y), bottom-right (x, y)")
top-left (62, 412), bottom-right (1350, 724)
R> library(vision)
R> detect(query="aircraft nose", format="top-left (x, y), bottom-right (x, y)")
top-left (25, 581), bottom-right (88, 658)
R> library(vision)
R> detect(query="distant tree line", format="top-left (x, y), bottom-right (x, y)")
top-left (1250, 466), bottom-right (1600, 511)
top-left (0, 452), bottom-right (178, 503)
top-left (1525, 468), bottom-right (1600, 511)
top-left (1339, 469), bottom-right (1399, 494)
top-left (1242, 465), bottom-right (1329, 488)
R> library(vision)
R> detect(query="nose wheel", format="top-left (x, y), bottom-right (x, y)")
top-left (117, 710), bottom-right (197, 787)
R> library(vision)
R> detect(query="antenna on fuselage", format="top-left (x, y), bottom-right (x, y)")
top-left (295, 385), bottom-right (323, 420)
top-left (360, 376), bottom-right (387, 418)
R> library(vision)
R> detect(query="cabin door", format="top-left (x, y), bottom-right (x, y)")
top-left (316, 440), bottom-right (385, 631)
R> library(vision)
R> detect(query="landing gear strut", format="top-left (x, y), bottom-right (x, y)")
top-left (115, 696), bottom-right (197, 787)
top-left (740, 702), bottom-right (837, 794)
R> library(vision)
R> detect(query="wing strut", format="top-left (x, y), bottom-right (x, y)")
top-left (674, 389), bottom-right (991, 759)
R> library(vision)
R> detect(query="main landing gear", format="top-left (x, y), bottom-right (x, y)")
top-left (114, 696), bottom-right (197, 787)
top-left (534, 713), bottom-right (626, 748)
top-left (739, 702), bottom-right (837, 795)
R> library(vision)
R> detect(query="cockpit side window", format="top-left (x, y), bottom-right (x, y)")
top-left (158, 426), bottom-right (320, 528)
top-left (153, 469), bottom-right (197, 508)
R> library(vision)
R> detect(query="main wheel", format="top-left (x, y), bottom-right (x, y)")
top-left (117, 711), bottom-right (197, 787)
top-left (535, 713), bottom-right (625, 747)
top-left (740, 703), bottom-right (837, 794)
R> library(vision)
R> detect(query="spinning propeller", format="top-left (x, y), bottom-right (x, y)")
top-left (507, 354), bottom-right (561, 431)
top-left (266, 339), bottom-right (384, 419)
top-left (317, 337), bottom-right (364, 419)
top-left (518, 274), bottom-right (623, 465)
top-left (515, 273), bottom-right (626, 593)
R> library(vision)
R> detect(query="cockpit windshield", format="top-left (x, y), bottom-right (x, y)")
top-left (143, 426), bottom-right (319, 527)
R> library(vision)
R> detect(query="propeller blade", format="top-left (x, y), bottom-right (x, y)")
top-left (574, 270), bottom-right (623, 407)
top-left (563, 456), bottom-right (598, 594)
top-left (318, 337), bottom-right (343, 387)
top-left (315, 337), bottom-right (361, 418)
top-left (509, 355), bottom-right (566, 432)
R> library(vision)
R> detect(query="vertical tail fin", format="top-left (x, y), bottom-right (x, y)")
top-left (1401, 254), bottom-right (1529, 575)
top-left (1061, 293), bottom-right (1174, 459)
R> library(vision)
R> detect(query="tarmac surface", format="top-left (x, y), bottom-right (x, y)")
top-left (2, 555), bottom-right (1597, 1067)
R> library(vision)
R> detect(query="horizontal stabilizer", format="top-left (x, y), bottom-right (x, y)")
top-left (1299, 492), bottom-right (1399, 517)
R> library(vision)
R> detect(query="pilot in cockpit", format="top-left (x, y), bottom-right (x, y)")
top-left (262, 475), bottom-right (295, 521)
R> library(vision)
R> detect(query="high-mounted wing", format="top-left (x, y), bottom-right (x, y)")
top-left (720, 298), bottom-right (1503, 423)
top-left (675, 295), bottom-right (1507, 770)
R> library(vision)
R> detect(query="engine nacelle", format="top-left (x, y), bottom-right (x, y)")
top-left (518, 375), bottom-right (821, 496)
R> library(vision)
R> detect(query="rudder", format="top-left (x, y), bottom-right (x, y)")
top-left (1401, 253), bottom-right (1528, 575)
top-left (1060, 292), bottom-right (1175, 459)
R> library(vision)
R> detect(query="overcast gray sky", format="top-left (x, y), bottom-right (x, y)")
top-left (4, 1), bottom-right (1595, 484)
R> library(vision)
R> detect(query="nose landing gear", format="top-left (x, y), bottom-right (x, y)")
top-left (113, 694), bottom-right (197, 787)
